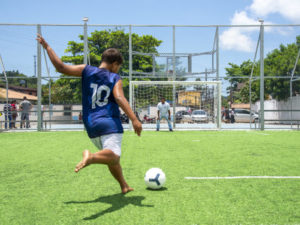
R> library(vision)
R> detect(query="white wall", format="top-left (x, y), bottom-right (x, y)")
top-left (253, 95), bottom-right (300, 122)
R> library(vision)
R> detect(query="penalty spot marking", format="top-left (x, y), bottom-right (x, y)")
top-left (185, 176), bottom-right (300, 180)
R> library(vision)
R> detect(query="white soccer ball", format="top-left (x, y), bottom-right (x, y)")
top-left (144, 168), bottom-right (166, 189)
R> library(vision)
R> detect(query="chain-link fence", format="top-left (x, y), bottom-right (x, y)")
top-left (0, 22), bottom-right (299, 131)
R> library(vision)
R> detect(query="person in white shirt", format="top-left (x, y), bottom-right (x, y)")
top-left (156, 97), bottom-right (173, 131)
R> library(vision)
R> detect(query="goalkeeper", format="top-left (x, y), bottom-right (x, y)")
top-left (156, 97), bottom-right (173, 131)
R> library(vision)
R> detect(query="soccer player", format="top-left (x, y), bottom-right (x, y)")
top-left (36, 34), bottom-right (142, 194)
top-left (156, 97), bottom-right (173, 131)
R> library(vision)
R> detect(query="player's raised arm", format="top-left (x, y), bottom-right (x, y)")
top-left (36, 34), bottom-right (85, 77)
top-left (113, 80), bottom-right (142, 136)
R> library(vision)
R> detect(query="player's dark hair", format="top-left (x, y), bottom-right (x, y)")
top-left (101, 48), bottom-right (123, 65)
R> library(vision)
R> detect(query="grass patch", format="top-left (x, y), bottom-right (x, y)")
top-left (0, 131), bottom-right (300, 224)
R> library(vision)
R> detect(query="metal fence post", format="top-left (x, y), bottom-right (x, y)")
top-left (152, 54), bottom-right (156, 77)
top-left (290, 48), bottom-right (300, 129)
top-left (216, 26), bottom-right (221, 129)
top-left (0, 54), bottom-right (9, 128)
top-left (83, 17), bottom-right (88, 64)
top-left (188, 54), bottom-right (192, 74)
top-left (172, 25), bottom-right (176, 129)
top-left (37, 24), bottom-right (42, 131)
top-left (259, 20), bottom-right (265, 131)
top-left (129, 25), bottom-right (133, 130)
top-left (249, 30), bottom-right (261, 129)
top-left (129, 25), bottom-right (132, 84)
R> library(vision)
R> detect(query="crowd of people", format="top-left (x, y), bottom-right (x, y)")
top-left (2, 96), bottom-right (32, 129)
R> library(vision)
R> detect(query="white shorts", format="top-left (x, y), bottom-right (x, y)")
top-left (90, 133), bottom-right (123, 156)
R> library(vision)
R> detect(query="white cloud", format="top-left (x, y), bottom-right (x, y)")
top-left (220, 0), bottom-right (300, 52)
top-left (220, 11), bottom-right (260, 52)
top-left (231, 11), bottom-right (259, 26)
top-left (250, 0), bottom-right (300, 23)
top-left (231, 11), bottom-right (273, 31)
top-left (220, 28), bottom-right (254, 52)
top-left (232, 11), bottom-right (273, 31)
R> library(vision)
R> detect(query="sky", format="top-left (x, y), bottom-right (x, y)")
top-left (0, 0), bottom-right (300, 94)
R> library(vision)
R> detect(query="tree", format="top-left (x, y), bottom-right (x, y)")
top-left (42, 78), bottom-right (81, 104)
top-left (0, 70), bottom-right (37, 89)
top-left (264, 36), bottom-right (300, 100)
top-left (61, 29), bottom-right (162, 73)
top-left (225, 36), bottom-right (300, 103)
top-left (45, 29), bottom-right (162, 104)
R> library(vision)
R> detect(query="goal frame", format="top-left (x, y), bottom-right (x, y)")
top-left (129, 80), bottom-right (222, 130)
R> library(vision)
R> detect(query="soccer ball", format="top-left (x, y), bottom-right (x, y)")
top-left (144, 168), bottom-right (166, 189)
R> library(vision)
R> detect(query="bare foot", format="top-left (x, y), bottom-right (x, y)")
top-left (122, 186), bottom-right (134, 194)
top-left (75, 150), bottom-right (92, 173)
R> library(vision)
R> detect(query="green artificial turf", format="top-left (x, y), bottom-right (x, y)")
top-left (0, 131), bottom-right (300, 224)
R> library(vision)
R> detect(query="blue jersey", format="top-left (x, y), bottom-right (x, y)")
top-left (82, 65), bottom-right (123, 138)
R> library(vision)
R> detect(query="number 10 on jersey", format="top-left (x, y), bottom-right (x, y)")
top-left (90, 83), bottom-right (111, 109)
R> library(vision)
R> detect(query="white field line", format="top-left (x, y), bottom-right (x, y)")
top-left (185, 176), bottom-right (300, 180)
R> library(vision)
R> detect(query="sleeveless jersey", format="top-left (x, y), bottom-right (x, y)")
top-left (82, 65), bottom-right (123, 138)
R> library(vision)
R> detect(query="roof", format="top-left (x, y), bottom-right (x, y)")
top-left (0, 84), bottom-right (37, 92)
top-left (0, 88), bottom-right (38, 101)
top-left (231, 103), bottom-right (250, 109)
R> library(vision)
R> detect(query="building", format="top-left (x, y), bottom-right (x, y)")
top-left (0, 87), bottom-right (37, 103)
top-left (231, 103), bottom-right (250, 109)
top-left (0, 84), bottom-right (37, 96)
top-left (177, 90), bottom-right (201, 107)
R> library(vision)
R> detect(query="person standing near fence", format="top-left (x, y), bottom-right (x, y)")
top-left (224, 107), bottom-right (230, 123)
top-left (230, 108), bottom-right (235, 123)
top-left (11, 100), bottom-right (18, 128)
top-left (156, 97), bottom-right (173, 131)
top-left (3, 102), bottom-right (12, 129)
top-left (20, 96), bottom-right (32, 128)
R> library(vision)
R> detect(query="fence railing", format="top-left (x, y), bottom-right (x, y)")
top-left (0, 109), bottom-right (84, 130)
top-left (0, 109), bottom-right (132, 130)
top-left (256, 109), bottom-right (300, 130)
top-left (2, 108), bottom-right (300, 131)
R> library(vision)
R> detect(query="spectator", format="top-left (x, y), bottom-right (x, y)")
top-left (11, 100), bottom-right (18, 128)
top-left (3, 101), bottom-right (12, 129)
top-left (230, 108), bottom-right (235, 123)
top-left (20, 96), bottom-right (32, 128)
top-left (224, 107), bottom-right (230, 123)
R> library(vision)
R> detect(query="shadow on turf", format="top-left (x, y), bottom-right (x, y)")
top-left (146, 187), bottom-right (168, 191)
top-left (65, 193), bottom-right (154, 220)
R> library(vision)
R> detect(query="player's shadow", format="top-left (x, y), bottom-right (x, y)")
top-left (65, 193), bottom-right (154, 220)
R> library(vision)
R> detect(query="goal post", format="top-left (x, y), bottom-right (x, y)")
top-left (130, 80), bottom-right (222, 130)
